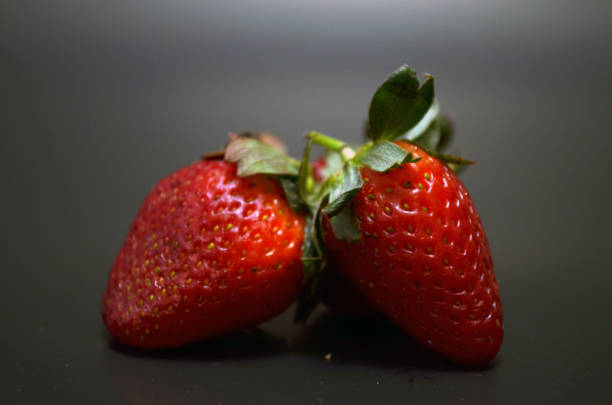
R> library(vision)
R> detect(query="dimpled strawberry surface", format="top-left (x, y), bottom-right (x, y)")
top-left (324, 142), bottom-right (503, 365)
top-left (102, 160), bottom-right (305, 348)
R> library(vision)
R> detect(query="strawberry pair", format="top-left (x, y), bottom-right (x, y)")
top-left (102, 66), bottom-right (503, 365)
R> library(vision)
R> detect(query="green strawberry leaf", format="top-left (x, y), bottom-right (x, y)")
top-left (359, 140), bottom-right (421, 172)
top-left (398, 101), bottom-right (455, 154)
top-left (368, 65), bottom-right (435, 142)
top-left (322, 164), bottom-right (363, 217)
top-left (401, 99), bottom-right (440, 147)
top-left (297, 135), bottom-right (317, 205)
top-left (329, 200), bottom-right (361, 242)
top-left (387, 99), bottom-right (468, 173)
top-left (301, 207), bottom-right (325, 283)
top-left (295, 200), bottom-right (326, 323)
top-left (278, 177), bottom-right (307, 214)
top-left (225, 135), bottom-right (300, 177)
top-left (398, 101), bottom-right (455, 152)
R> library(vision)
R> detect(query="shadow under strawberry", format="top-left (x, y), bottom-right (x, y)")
top-left (104, 327), bottom-right (289, 362)
top-left (293, 312), bottom-right (497, 373)
top-left (104, 314), bottom-right (494, 372)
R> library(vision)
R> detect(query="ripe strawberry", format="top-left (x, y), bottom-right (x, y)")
top-left (323, 141), bottom-right (503, 364)
top-left (313, 107), bottom-right (457, 319)
top-left (294, 65), bottom-right (504, 364)
top-left (102, 157), bottom-right (305, 348)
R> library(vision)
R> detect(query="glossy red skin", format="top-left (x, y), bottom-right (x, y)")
top-left (102, 160), bottom-right (305, 348)
top-left (324, 142), bottom-right (503, 365)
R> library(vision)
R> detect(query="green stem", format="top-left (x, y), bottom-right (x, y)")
top-left (298, 137), bottom-right (315, 204)
top-left (307, 131), bottom-right (355, 162)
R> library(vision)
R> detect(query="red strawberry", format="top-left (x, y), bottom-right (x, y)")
top-left (102, 158), bottom-right (305, 348)
top-left (323, 141), bottom-right (503, 365)
top-left (312, 104), bottom-right (456, 319)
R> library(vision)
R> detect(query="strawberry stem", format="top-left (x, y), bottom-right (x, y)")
top-left (307, 131), bottom-right (355, 163)
top-left (298, 137), bottom-right (315, 204)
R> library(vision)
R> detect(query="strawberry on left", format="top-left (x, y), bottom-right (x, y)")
top-left (102, 134), bottom-right (308, 348)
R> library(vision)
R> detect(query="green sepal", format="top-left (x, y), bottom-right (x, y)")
top-left (278, 176), bottom-right (308, 214)
top-left (295, 197), bottom-right (362, 322)
top-left (298, 136), bottom-right (315, 205)
top-left (427, 150), bottom-right (475, 168)
top-left (401, 99), bottom-right (440, 147)
top-left (292, 136), bottom-right (329, 322)
top-left (295, 198), bottom-right (327, 323)
top-left (224, 135), bottom-right (300, 177)
top-left (368, 65), bottom-right (435, 142)
top-left (391, 100), bottom-right (467, 173)
top-left (359, 140), bottom-right (421, 172)
top-left (301, 204), bottom-right (325, 283)
top-left (329, 199), bottom-right (362, 242)
top-left (322, 164), bottom-right (362, 217)
top-left (398, 100), bottom-right (453, 153)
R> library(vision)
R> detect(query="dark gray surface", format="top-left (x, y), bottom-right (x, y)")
top-left (2, 1), bottom-right (612, 404)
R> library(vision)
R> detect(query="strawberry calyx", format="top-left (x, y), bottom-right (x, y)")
top-left (223, 131), bottom-right (311, 213)
top-left (224, 132), bottom-right (301, 177)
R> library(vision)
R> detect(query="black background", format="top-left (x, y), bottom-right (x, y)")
top-left (2, 1), bottom-right (612, 404)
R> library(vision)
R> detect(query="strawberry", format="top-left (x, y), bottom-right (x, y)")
top-left (102, 136), bottom-right (306, 348)
top-left (323, 141), bottom-right (502, 365)
top-left (313, 100), bottom-right (457, 319)
top-left (295, 65), bottom-right (503, 365)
